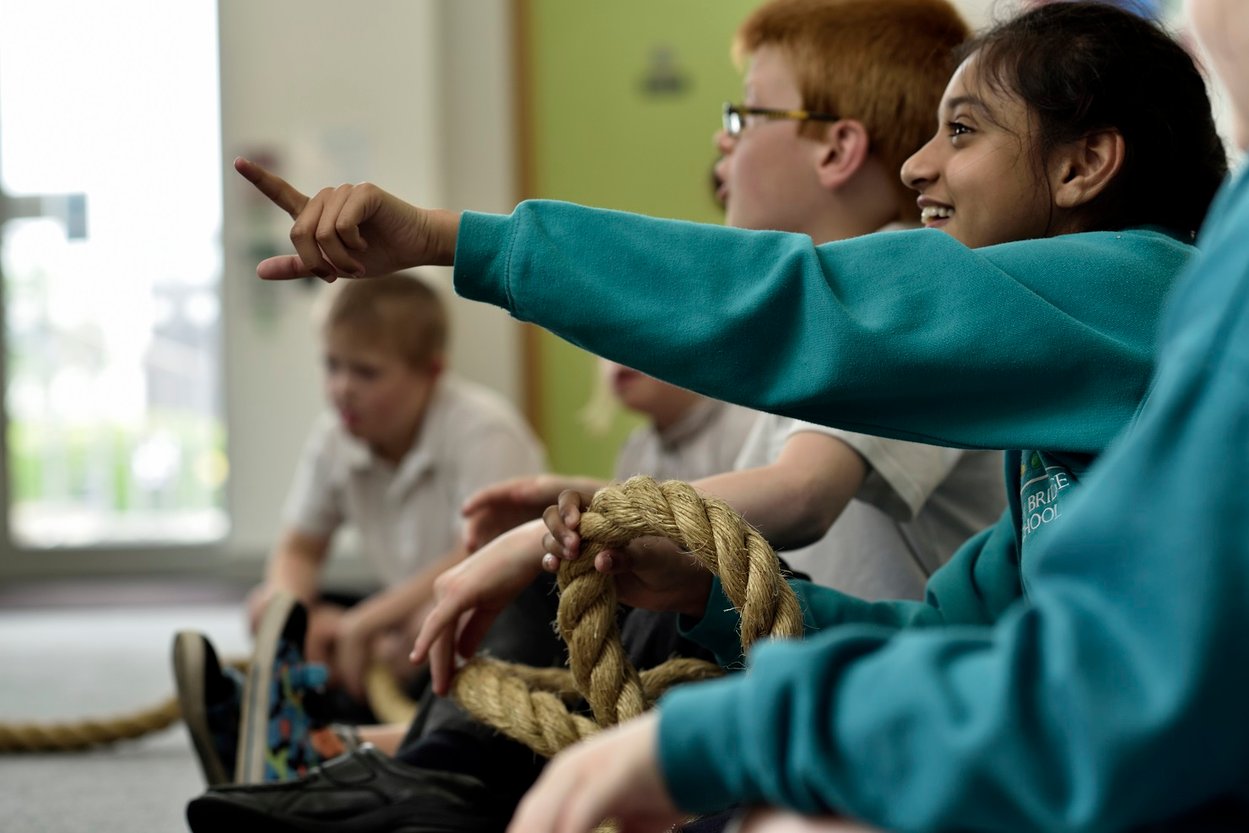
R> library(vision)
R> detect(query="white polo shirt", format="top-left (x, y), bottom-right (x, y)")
top-left (612, 399), bottom-right (760, 483)
top-left (734, 413), bottom-right (1004, 600)
top-left (282, 374), bottom-right (546, 586)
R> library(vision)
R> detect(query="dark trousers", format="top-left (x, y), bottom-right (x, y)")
top-left (394, 572), bottom-right (714, 806)
top-left (392, 559), bottom-right (809, 829)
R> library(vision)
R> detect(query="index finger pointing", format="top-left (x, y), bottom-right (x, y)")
top-left (234, 156), bottom-right (310, 219)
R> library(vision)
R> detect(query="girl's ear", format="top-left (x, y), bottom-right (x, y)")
top-left (816, 119), bottom-right (872, 191)
top-left (1050, 128), bottom-right (1126, 210)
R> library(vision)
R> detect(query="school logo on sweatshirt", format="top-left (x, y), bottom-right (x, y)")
top-left (1019, 451), bottom-right (1075, 541)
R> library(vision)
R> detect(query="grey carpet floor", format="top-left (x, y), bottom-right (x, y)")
top-left (0, 587), bottom-right (251, 832)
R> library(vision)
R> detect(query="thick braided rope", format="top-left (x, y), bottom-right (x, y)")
top-left (452, 476), bottom-right (804, 755)
top-left (0, 696), bottom-right (182, 752)
top-left (0, 656), bottom-right (250, 752)
top-left (452, 657), bottom-right (727, 759)
top-left (0, 655), bottom-right (246, 752)
top-left (0, 657), bottom-right (413, 753)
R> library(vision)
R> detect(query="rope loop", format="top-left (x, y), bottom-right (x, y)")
top-left (452, 476), bottom-right (803, 754)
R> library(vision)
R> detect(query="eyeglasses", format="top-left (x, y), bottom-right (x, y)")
top-left (722, 102), bottom-right (840, 137)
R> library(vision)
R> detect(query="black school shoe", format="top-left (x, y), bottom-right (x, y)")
top-left (185, 745), bottom-right (511, 833)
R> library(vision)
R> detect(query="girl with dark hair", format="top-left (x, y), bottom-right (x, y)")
top-left (951, 1), bottom-right (1226, 241)
top-left (233, 2), bottom-right (1243, 830)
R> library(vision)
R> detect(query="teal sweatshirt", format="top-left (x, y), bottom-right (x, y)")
top-left (660, 170), bottom-right (1249, 831)
top-left (454, 176), bottom-right (1249, 829)
top-left (452, 199), bottom-right (1219, 829)
top-left (456, 208), bottom-right (1184, 452)
top-left (455, 204), bottom-right (1189, 644)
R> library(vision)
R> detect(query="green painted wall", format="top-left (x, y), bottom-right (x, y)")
top-left (526, 0), bottom-right (758, 477)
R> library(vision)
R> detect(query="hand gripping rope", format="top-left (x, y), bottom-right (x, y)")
top-left (449, 475), bottom-right (805, 759)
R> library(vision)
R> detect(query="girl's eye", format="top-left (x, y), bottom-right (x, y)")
top-left (947, 121), bottom-right (973, 140)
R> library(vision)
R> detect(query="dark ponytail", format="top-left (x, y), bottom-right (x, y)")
top-left (964, 1), bottom-right (1227, 239)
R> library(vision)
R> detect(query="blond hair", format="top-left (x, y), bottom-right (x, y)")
top-left (324, 273), bottom-right (448, 369)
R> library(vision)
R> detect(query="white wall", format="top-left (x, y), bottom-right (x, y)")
top-left (219, 0), bottom-right (521, 576)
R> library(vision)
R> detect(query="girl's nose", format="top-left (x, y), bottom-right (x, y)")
top-left (901, 134), bottom-right (940, 192)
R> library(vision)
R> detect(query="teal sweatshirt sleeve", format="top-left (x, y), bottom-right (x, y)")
top-left (658, 171), bottom-right (1249, 831)
top-left (684, 514), bottom-right (1021, 666)
top-left (454, 203), bottom-right (1189, 453)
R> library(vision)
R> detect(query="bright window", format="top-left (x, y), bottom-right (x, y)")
top-left (0, 0), bottom-right (226, 547)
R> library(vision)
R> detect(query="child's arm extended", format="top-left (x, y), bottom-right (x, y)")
top-left (460, 473), bottom-right (610, 552)
top-left (692, 432), bottom-right (868, 552)
top-left (236, 158), bottom-right (1185, 455)
top-left (532, 435), bottom-right (867, 585)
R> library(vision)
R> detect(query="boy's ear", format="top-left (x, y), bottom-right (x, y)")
top-left (815, 119), bottom-right (871, 191)
top-left (1050, 128), bottom-right (1126, 210)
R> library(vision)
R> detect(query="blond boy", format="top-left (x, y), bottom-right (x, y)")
top-left (254, 274), bottom-right (544, 695)
top-left (177, 274), bottom-right (544, 785)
